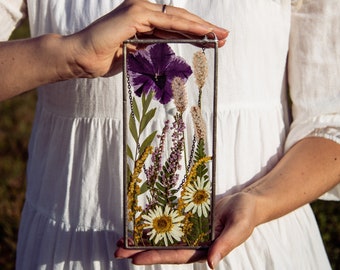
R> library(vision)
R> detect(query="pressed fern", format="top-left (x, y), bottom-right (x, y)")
top-left (183, 138), bottom-right (212, 245)
top-left (151, 115), bottom-right (185, 208)
top-left (193, 138), bottom-right (209, 181)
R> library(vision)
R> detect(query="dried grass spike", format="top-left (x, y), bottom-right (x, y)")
top-left (171, 77), bottom-right (188, 113)
top-left (193, 51), bottom-right (208, 89)
top-left (190, 106), bottom-right (207, 141)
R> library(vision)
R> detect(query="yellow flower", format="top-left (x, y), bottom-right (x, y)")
top-left (182, 212), bottom-right (194, 236)
top-left (182, 176), bottom-right (211, 218)
top-left (127, 146), bottom-right (153, 221)
top-left (143, 205), bottom-right (185, 246)
top-left (186, 156), bottom-right (212, 184)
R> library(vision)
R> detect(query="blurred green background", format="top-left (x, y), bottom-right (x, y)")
top-left (0, 19), bottom-right (339, 270)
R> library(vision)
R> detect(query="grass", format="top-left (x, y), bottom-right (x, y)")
top-left (0, 18), bottom-right (339, 270)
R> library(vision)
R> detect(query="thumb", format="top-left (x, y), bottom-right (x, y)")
top-left (207, 219), bottom-right (254, 269)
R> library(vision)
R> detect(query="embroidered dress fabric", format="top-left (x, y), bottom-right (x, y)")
top-left (2, 0), bottom-right (339, 269)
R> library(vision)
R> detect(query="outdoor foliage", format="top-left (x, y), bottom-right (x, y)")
top-left (0, 19), bottom-right (338, 270)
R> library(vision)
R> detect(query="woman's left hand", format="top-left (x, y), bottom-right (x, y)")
top-left (114, 192), bottom-right (258, 269)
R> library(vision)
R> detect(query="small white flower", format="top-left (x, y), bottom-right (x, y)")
top-left (183, 177), bottom-right (211, 218)
top-left (143, 205), bottom-right (185, 246)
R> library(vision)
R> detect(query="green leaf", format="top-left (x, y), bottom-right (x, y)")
top-left (168, 196), bottom-right (177, 203)
top-left (139, 131), bottom-right (157, 159)
top-left (126, 165), bottom-right (132, 184)
top-left (193, 138), bottom-right (210, 179)
top-left (142, 92), bottom-right (146, 103)
top-left (132, 98), bottom-right (140, 122)
top-left (170, 189), bottom-right (177, 195)
top-left (126, 144), bottom-right (134, 161)
top-left (157, 197), bottom-right (167, 207)
top-left (194, 139), bottom-right (207, 160)
top-left (139, 181), bottom-right (149, 194)
top-left (140, 108), bottom-right (156, 134)
top-left (129, 114), bottom-right (138, 143)
top-left (156, 181), bottom-right (165, 192)
top-left (142, 91), bottom-right (154, 114)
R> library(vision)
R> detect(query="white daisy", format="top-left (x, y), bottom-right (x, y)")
top-left (142, 205), bottom-right (185, 246)
top-left (183, 176), bottom-right (211, 218)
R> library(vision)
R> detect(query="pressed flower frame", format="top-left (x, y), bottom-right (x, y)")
top-left (122, 36), bottom-right (218, 249)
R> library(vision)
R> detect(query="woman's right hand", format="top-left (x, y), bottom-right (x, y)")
top-left (64, 0), bottom-right (229, 78)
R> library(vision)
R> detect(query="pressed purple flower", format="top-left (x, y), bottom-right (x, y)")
top-left (163, 116), bottom-right (186, 186)
top-left (146, 120), bottom-right (170, 186)
top-left (127, 43), bottom-right (192, 105)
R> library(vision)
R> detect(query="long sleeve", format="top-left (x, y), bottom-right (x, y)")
top-left (0, 0), bottom-right (27, 41)
top-left (286, 0), bottom-right (340, 200)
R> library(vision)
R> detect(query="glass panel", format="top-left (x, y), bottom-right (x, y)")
top-left (123, 37), bottom-right (218, 249)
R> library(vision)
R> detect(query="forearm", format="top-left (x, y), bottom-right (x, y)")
top-left (244, 136), bottom-right (340, 226)
top-left (0, 1), bottom-right (228, 102)
top-left (0, 34), bottom-right (81, 101)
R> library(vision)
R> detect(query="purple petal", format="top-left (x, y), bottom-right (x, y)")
top-left (149, 43), bottom-right (175, 73)
top-left (166, 57), bottom-right (192, 81)
top-left (127, 49), bottom-right (154, 76)
top-left (127, 52), bottom-right (155, 97)
top-left (126, 43), bottom-right (192, 104)
top-left (154, 81), bottom-right (173, 104)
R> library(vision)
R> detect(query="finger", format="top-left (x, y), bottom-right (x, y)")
top-left (207, 220), bottom-right (254, 269)
top-left (140, 2), bottom-right (229, 42)
top-left (152, 29), bottom-right (195, 40)
top-left (147, 2), bottom-right (210, 25)
top-left (131, 248), bottom-right (207, 265)
top-left (114, 247), bottom-right (146, 259)
top-left (114, 238), bottom-right (147, 259)
top-left (150, 3), bottom-right (228, 38)
top-left (148, 12), bottom-right (228, 42)
top-left (150, 29), bottom-right (226, 49)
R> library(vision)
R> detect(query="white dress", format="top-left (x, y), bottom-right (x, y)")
top-left (1, 0), bottom-right (340, 269)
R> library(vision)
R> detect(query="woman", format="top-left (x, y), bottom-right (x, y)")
top-left (1, 0), bottom-right (339, 269)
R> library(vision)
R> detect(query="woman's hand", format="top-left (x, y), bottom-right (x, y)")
top-left (115, 192), bottom-right (258, 269)
top-left (115, 137), bottom-right (340, 268)
top-left (0, 0), bottom-right (228, 101)
top-left (65, 0), bottom-right (229, 78)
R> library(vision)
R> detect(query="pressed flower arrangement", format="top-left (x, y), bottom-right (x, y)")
top-left (122, 37), bottom-right (218, 249)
